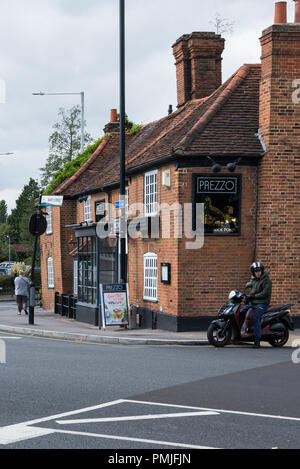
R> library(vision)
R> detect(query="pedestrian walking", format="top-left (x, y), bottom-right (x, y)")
top-left (14, 271), bottom-right (30, 315)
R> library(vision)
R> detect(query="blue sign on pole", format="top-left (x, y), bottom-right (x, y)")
top-left (115, 200), bottom-right (125, 209)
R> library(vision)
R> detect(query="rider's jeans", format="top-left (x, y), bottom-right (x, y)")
top-left (240, 303), bottom-right (269, 341)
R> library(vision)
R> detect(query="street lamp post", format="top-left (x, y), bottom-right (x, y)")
top-left (32, 91), bottom-right (85, 154)
top-left (119, 0), bottom-right (127, 284)
top-left (5, 235), bottom-right (10, 262)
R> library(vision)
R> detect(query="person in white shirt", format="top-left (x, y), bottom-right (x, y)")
top-left (14, 271), bottom-right (30, 315)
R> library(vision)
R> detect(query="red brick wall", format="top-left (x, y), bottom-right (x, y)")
top-left (41, 200), bottom-right (76, 310)
top-left (177, 167), bottom-right (257, 317)
top-left (127, 165), bottom-right (180, 318)
top-left (257, 23), bottom-right (300, 313)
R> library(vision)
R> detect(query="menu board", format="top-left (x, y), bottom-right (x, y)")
top-left (100, 283), bottom-right (129, 328)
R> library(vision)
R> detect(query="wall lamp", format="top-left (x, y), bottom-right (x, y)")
top-left (206, 156), bottom-right (241, 173)
top-left (78, 195), bottom-right (89, 203)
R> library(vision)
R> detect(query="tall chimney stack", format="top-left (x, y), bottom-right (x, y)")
top-left (173, 32), bottom-right (225, 108)
top-left (274, 2), bottom-right (287, 23)
top-left (295, 0), bottom-right (300, 22)
top-left (104, 109), bottom-right (120, 134)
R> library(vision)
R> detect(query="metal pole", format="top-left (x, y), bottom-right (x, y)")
top-left (81, 92), bottom-right (85, 154)
top-left (119, 0), bottom-right (127, 284)
top-left (8, 236), bottom-right (10, 263)
top-left (29, 191), bottom-right (43, 325)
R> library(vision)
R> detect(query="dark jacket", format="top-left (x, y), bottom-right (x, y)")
top-left (249, 272), bottom-right (272, 305)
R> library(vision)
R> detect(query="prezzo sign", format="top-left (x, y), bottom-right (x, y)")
top-left (197, 177), bottom-right (238, 194)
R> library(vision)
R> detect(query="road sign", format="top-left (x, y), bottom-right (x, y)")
top-left (115, 200), bottom-right (125, 209)
top-left (41, 196), bottom-right (64, 207)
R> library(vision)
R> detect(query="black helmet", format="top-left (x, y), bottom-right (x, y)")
top-left (251, 261), bottom-right (264, 275)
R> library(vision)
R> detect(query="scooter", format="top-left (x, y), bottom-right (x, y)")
top-left (207, 289), bottom-right (294, 347)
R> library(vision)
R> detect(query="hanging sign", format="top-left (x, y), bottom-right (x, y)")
top-left (100, 283), bottom-right (129, 328)
top-left (41, 195), bottom-right (64, 207)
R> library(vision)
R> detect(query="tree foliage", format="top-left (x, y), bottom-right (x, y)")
top-left (40, 105), bottom-right (93, 187)
top-left (7, 178), bottom-right (40, 244)
top-left (0, 200), bottom-right (7, 223)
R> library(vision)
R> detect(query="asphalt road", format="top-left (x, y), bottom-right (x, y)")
top-left (0, 332), bottom-right (299, 450)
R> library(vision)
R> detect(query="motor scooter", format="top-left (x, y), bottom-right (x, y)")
top-left (207, 289), bottom-right (294, 347)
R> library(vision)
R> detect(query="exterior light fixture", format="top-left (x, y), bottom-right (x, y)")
top-left (78, 195), bottom-right (89, 203)
top-left (227, 158), bottom-right (241, 173)
top-left (211, 163), bottom-right (222, 173)
top-left (206, 156), bottom-right (222, 173)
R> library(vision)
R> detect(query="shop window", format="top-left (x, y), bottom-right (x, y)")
top-left (47, 257), bottom-right (54, 289)
top-left (46, 206), bottom-right (52, 234)
top-left (143, 252), bottom-right (158, 301)
top-left (99, 237), bottom-right (118, 285)
top-left (84, 196), bottom-right (92, 222)
top-left (193, 174), bottom-right (241, 235)
top-left (73, 259), bottom-right (78, 297)
top-left (77, 236), bottom-right (97, 304)
top-left (144, 170), bottom-right (158, 216)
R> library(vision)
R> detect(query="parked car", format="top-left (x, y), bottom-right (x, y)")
top-left (0, 268), bottom-right (8, 276)
top-left (0, 262), bottom-right (15, 275)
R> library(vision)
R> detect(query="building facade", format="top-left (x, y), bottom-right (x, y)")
top-left (41, 2), bottom-right (300, 331)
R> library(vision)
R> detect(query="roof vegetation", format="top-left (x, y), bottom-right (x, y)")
top-left (44, 119), bottom-right (144, 195)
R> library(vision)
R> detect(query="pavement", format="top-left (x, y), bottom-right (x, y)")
top-left (0, 295), bottom-right (299, 346)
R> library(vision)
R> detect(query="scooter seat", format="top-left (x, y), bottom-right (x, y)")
top-left (265, 305), bottom-right (283, 313)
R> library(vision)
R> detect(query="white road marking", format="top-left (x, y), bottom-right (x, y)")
top-left (2, 397), bottom-right (300, 447)
top-left (53, 429), bottom-right (219, 449)
top-left (0, 424), bottom-right (55, 445)
top-left (0, 336), bottom-right (22, 340)
top-left (126, 399), bottom-right (300, 423)
top-left (56, 410), bottom-right (219, 425)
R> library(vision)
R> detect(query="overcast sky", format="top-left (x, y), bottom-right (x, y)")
top-left (0, 0), bottom-right (293, 212)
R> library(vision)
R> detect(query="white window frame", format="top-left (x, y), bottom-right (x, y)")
top-left (46, 206), bottom-right (52, 234)
top-left (143, 252), bottom-right (158, 301)
top-left (144, 170), bottom-right (158, 216)
top-left (84, 195), bottom-right (92, 222)
top-left (73, 259), bottom-right (78, 297)
top-left (47, 257), bottom-right (54, 289)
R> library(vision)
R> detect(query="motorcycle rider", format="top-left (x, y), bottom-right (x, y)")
top-left (239, 262), bottom-right (272, 348)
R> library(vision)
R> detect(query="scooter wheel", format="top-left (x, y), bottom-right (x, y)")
top-left (268, 327), bottom-right (289, 347)
top-left (207, 323), bottom-right (232, 347)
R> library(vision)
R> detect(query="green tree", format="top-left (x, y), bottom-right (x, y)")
top-left (7, 178), bottom-right (40, 244)
top-left (0, 200), bottom-right (7, 223)
top-left (40, 105), bottom-right (93, 187)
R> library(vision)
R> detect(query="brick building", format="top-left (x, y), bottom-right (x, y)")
top-left (41, 1), bottom-right (300, 331)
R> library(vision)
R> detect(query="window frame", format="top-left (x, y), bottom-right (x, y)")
top-left (46, 205), bottom-right (52, 235)
top-left (73, 258), bottom-right (78, 297)
top-left (84, 195), bottom-right (92, 222)
top-left (47, 257), bottom-right (54, 289)
top-left (143, 252), bottom-right (158, 302)
top-left (144, 170), bottom-right (158, 217)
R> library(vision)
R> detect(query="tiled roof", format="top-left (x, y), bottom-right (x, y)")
top-left (53, 63), bottom-right (263, 197)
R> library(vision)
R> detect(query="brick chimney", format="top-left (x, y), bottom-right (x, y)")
top-left (256, 1), bottom-right (300, 307)
top-left (172, 32), bottom-right (225, 108)
top-left (104, 109), bottom-right (120, 134)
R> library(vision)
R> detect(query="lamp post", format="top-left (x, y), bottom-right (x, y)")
top-left (5, 235), bottom-right (10, 262)
top-left (32, 91), bottom-right (85, 154)
top-left (119, 0), bottom-right (127, 284)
